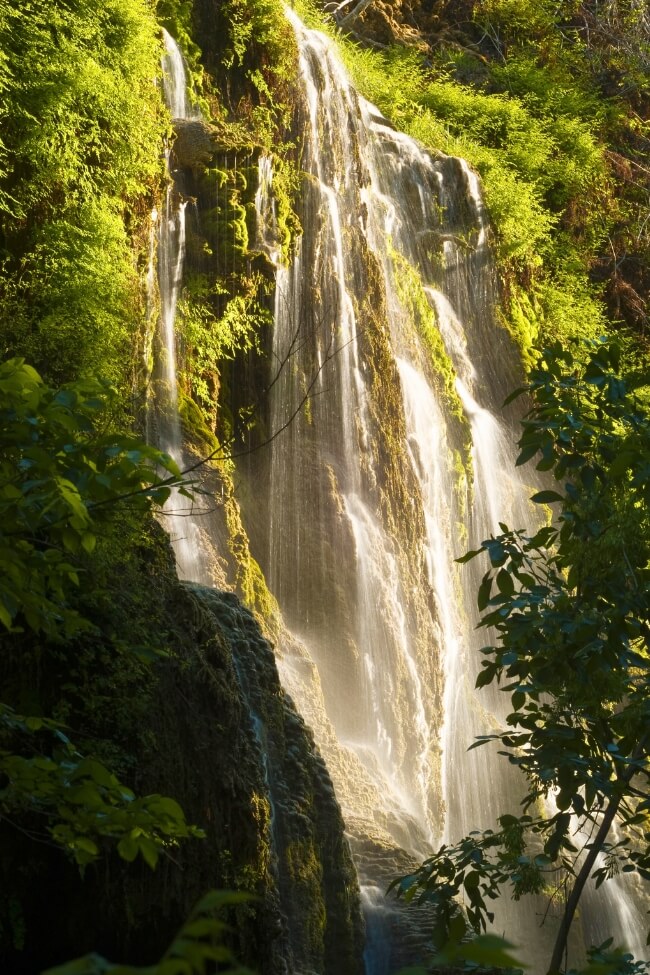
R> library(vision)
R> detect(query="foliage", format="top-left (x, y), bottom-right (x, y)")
top-left (325, 27), bottom-right (619, 370)
top-left (192, 0), bottom-right (297, 145)
top-left (0, 0), bottom-right (166, 390)
top-left (43, 890), bottom-right (254, 975)
top-left (395, 338), bottom-right (650, 971)
top-left (0, 358), bottom-right (189, 636)
top-left (336, 36), bottom-right (606, 270)
top-left (395, 935), bottom-right (650, 975)
top-left (294, 0), bottom-right (650, 358)
top-left (0, 0), bottom-right (163, 216)
top-left (0, 358), bottom-right (259, 971)
top-left (215, 0), bottom-right (295, 98)
top-left (2, 204), bottom-right (145, 388)
top-left (178, 272), bottom-right (271, 428)
top-left (0, 358), bottom-right (203, 867)
top-left (0, 704), bottom-right (203, 870)
top-left (474, 0), bottom-right (650, 105)
top-left (0, 355), bottom-right (206, 858)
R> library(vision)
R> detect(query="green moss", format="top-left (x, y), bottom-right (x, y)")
top-left (223, 493), bottom-right (281, 636)
top-left (503, 274), bottom-right (608, 372)
top-left (179, 389), bottom-right (220, 454)
top-left (284, 838), bottom-right (327, 955)
top-left (390, 247), bottom-right (472, 464)
top-left (271, 154), bottom-right (302, 261)
top-left (177, 393), bottom-right (280, 637)
top-left (178, 269), bottom-right (271, 434)
top-left (503, 287), bottom-right (541, 371)
top-left (453, 448), bottom-right (470, 537)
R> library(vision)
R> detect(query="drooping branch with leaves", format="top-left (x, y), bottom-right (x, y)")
top-left (394, 338), bottom-right (650, 974)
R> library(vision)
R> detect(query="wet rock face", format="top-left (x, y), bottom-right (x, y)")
top-left (326, 0), bottom-right (438, 47)
top-left (189, 585), bottom-right (366, 975)
top-left (324, 0), bottom-right (479, 50)
top-left (171, 118), bottom-right (224, 170)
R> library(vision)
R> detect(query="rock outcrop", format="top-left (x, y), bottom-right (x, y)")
top-left (171, 118), bottom-right (228, 170)
top-left (0, 525), bottom-right (364, 975)
top-left (190, 585), bottom-right (366, 975)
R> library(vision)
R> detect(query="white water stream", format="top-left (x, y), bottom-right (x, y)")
top-left (151, 30), bottom-right (204, 580)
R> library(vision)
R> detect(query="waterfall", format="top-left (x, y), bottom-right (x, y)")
top-left (151, 15), bottom-right (646, 974)
top-left (247, 10), bottom-right (648, 970)
top-left (149, 29), bottom-right (204, 580)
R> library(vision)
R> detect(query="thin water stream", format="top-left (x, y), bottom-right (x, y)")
top-left (150, 30), bottom-right (205, 580)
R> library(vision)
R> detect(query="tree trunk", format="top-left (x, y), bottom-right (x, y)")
top-left (547, 734), bottom-right (648, 974)
top-left (547, 795), bottom-right (622, 974)
top-left (338, 0), bottom-right (376, 29)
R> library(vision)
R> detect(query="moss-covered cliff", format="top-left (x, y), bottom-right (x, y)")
top-left (291, 0), bottom-right (648, 374)
top-left (0, 515), bottom-right (363, 974)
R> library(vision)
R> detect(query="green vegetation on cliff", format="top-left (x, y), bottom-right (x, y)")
top-left (297, 0), bottom-right (648, 373)
top-left (1, 0), bottom-right (648, 971)
top-left (0, 0), bottom-right (167, 394)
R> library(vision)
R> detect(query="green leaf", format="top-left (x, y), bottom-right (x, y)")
top-left (43, 952), bottom-right (113, 975)
top-left (456, 548), bottom-right (483, 564)
top-left (496, 568), bottom-right (515, 596)
top-left (138, 837), bottom-right (159, 870)
top-left (0, 600), bottom-right (13, 629)
top-left (477, 572), bottom-right (492, 611)
top-left (181, 918), bottom-right (223, 939)
top-left (463, 870), bottom-right (480, 890)
top-left (511, 689), bottom-right (525, 711)
top-left (503, 387), bottom-right (526, 407)
top-left (456, 934), bottom-right (524, 968)
top-left (81, 532), bottom-right (97, 554)
top-left (515, 442), bottom-right (539, 466)
top-left (148, 796), bottom-right (185, 821)
top-left (434, 934), bottom-right (525, 970)
top-left (74, 837), bottom-right (99, 857)
top-left (448, 912), bottom-right (468, 942)
top-left (530, 490), bottom-right (564, 504)
top-left (117, 836), bottom-right (139, 862)
top-left (476, 664), bottom-right (497, 689)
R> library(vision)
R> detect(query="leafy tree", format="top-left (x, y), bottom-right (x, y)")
top-left (0, 0), bottom-right (166, 389)
top-left (0, 358), bottom-right (188, 636)
top-left (393, 338), bottom-right (650, 973)
top-left (0, 358), bottom-right (252, 975)
top-left (0, 357), bottom-right (202, 863)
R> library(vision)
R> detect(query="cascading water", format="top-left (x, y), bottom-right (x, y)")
top-left (149, 29), bottom-right (204, 580)
top-left (262, 11), bottom-right (443, 859)
top-left (247, 10), bottom-right (648, 970)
